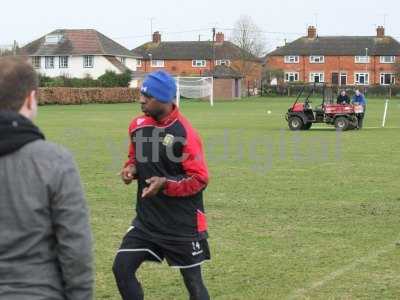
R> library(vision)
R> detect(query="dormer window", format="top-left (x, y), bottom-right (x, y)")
top-left (45, 35), bottom-right (62, 45)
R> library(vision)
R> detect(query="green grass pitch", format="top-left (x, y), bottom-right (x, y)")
top-left (36, 97), bottom-right (400, 299)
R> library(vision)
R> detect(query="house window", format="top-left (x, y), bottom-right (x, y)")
top-left (215, 59), bottom-right (231, 66)
top-left (309, 72), bottom-right (324, 83)
top-left (151, 60), bottom-right (165, 67)
top-left (355, 73), bottom-right (369, 85)
top-left (83, 56), bottom-right (94, 68)
top-left (284, 72), bottom-right (299, 82)
top-left (192, 60), bottom-right (206, 67)
top-left (380, 56), bottom-right (395, 63)
top-left (31, 56), bottom-right (41, 69)
top-left (310, 56), bottom-right (324, 63)
top-left (59, 56), bottom-right (69, 68)
top-left (340, 72), bottom-right (347, 85)
top-left (380, 73), bottom-right (395, 85)
top-left (137, 59), bottom-right (142, 67)
top-left (45, 56), bottom-right (55, 69)
top-left (119, 57), bottom-right (126, 65)
top-left (284, 56), bottom-right (299, 63)
top-left (355, 56), bottom-right (370, 63)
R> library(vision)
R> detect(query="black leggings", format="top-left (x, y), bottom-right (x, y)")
top-left (113, 251), bottom-right (210, 300)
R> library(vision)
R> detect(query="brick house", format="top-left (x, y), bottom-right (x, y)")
top-left (132, 31), bottom-right (262, 88)
top-left (20, 29), bottom-right (140, 79)
top-left (265, 26), bottom-right (400, 86)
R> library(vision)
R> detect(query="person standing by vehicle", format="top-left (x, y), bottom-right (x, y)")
top-left (351, 90), bottom-right (367, 129)
top-left (337, 90), bottom-right (350, 104)
top-left (0, 57), bottom-right (93, 300)
top-left (113, 71), bottom-right (211, 300)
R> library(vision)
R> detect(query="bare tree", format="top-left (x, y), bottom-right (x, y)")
top-left (395, 61), bottom-right (400, 82)
top-left (0, 41), bottom-right (19, 57)
top-left (230, 15), bottom-right (267, 81)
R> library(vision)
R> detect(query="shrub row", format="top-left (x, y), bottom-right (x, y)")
top-left (38, 87), bottom-right (140, 105)
top-left (39, 71), bottom-right (132, 88)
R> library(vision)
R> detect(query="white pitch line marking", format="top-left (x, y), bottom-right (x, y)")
top-left (287, 239), bottom-right (399, 299)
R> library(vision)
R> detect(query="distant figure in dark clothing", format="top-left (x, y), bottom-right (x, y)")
top-left (337, 90), bottom-right (350, 104)
top-left (351, 90), bottom-right (367, 129)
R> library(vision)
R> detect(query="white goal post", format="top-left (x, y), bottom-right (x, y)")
top-left (175, 77), bottom-right (214, 107)
top-left (382, 99), bottom-right (389, 127)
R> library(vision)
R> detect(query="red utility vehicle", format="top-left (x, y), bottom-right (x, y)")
top-left (286, 86), bottom-right (363, 131)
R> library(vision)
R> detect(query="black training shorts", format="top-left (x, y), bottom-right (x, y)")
top-left (117, 226), bottom-right (211, 269)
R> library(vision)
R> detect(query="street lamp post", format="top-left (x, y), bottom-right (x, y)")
top-left (148, 53), bottom-right (153, 71)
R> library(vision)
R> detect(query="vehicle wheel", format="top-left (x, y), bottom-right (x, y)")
top-left (288, 116), bottom-right (303, 131)
top-left (334, 117), bottom-right (349, 131)
top-left (302, 122), bottom-right (312, 130)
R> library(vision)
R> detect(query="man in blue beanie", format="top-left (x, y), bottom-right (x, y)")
top-left (113, 70), bottom-right (211, 300)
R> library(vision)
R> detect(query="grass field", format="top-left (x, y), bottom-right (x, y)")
top-left (36, 97), bottom-right (400, 300)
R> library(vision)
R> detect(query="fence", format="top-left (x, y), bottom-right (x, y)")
top-left (260, 84), bottom-right (400, 98)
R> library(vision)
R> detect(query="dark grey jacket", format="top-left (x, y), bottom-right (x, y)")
top-left (0, 140), bottom-right (93, 300)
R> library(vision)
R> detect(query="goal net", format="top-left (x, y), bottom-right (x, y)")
top-left (175, 77), bottom-right (214, 107)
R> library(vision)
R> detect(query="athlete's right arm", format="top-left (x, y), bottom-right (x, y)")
top-left (121, 120), bottom-right (138, 184)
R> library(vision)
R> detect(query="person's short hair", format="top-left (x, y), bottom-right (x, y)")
top-left (0, 57), bottom-right (38, 112)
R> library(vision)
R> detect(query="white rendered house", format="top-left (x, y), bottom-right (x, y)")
top-left (21, 29), bottom-right (141, 79)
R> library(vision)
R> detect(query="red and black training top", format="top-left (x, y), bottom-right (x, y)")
top-left (125, 105), bottom-right (209, 241)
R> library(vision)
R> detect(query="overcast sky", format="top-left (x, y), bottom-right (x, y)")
top-left (1, 0), bottom-right (399, 52)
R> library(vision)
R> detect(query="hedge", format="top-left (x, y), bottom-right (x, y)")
top-left (37, 87), bottom-right (140, 105)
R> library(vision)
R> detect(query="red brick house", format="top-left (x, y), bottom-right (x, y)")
top-left (132, 31), bottom-right (262, 87)
top-left (265, 26), bottom-right (400, 86)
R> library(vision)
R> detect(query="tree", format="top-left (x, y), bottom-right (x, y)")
top-left (230, 15), bottom-right (267, 79)
top-left (263, 68), bottom-right (284, 85)
top-left (0, 41), bottom-right (19, 57)
top-left (394, 61), bottom-right (400, 83)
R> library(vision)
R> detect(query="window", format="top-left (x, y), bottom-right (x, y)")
top-left (355, 56), bottom-right (370, 63)
top-left (215, 59), bottom-right (231, 66)
top-left (284, 56), bottom-right (299, 63)
top-left (380, 56), bottom-right (395, 63)
top-left (151, 60), bottom-right (164, 67)
top-left (310, 56), bottom-right (324, 63)
top-left (309, 72), bottom-right (324, 83)
top-left (45, 56), bottom-right (55, 69)
top-left (45, 35), bottom-right (62, 45)
top-left (340, 72), bottom-right (347, 85)
top-left (119, 57), bottom-right (126, 65)
top-left (284, 72), bottom-right (299, 82)
top-left (59, 56), bottom-right (69, 68)
top-left (380, 73), bottom-right (395, 85)
top-left (354, 73), bottom-right (369, 85)
top-left (31, 56), bottom-right (41, 69)
top-left (192, 60), bottom-right (206, 67)
top-left (137, 59), bottom-right (142, 67)
top-left (83, 56), bottom-right (94, 68)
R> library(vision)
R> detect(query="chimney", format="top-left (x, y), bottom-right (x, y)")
top-left (377, 26), bottom-right (385, 38)
top-left (307, 26), bottom-right (317, 39)
top-left (152, 31), bottom-right (161, 43)
top-left (215, 32), bottom-right (225, 44)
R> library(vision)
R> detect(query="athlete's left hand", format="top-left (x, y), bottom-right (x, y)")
top-left (142, 177), bottom-right (167, 198)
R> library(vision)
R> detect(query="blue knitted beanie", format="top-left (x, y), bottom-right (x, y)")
top-left (140, 71), bottom-right (177, 103)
